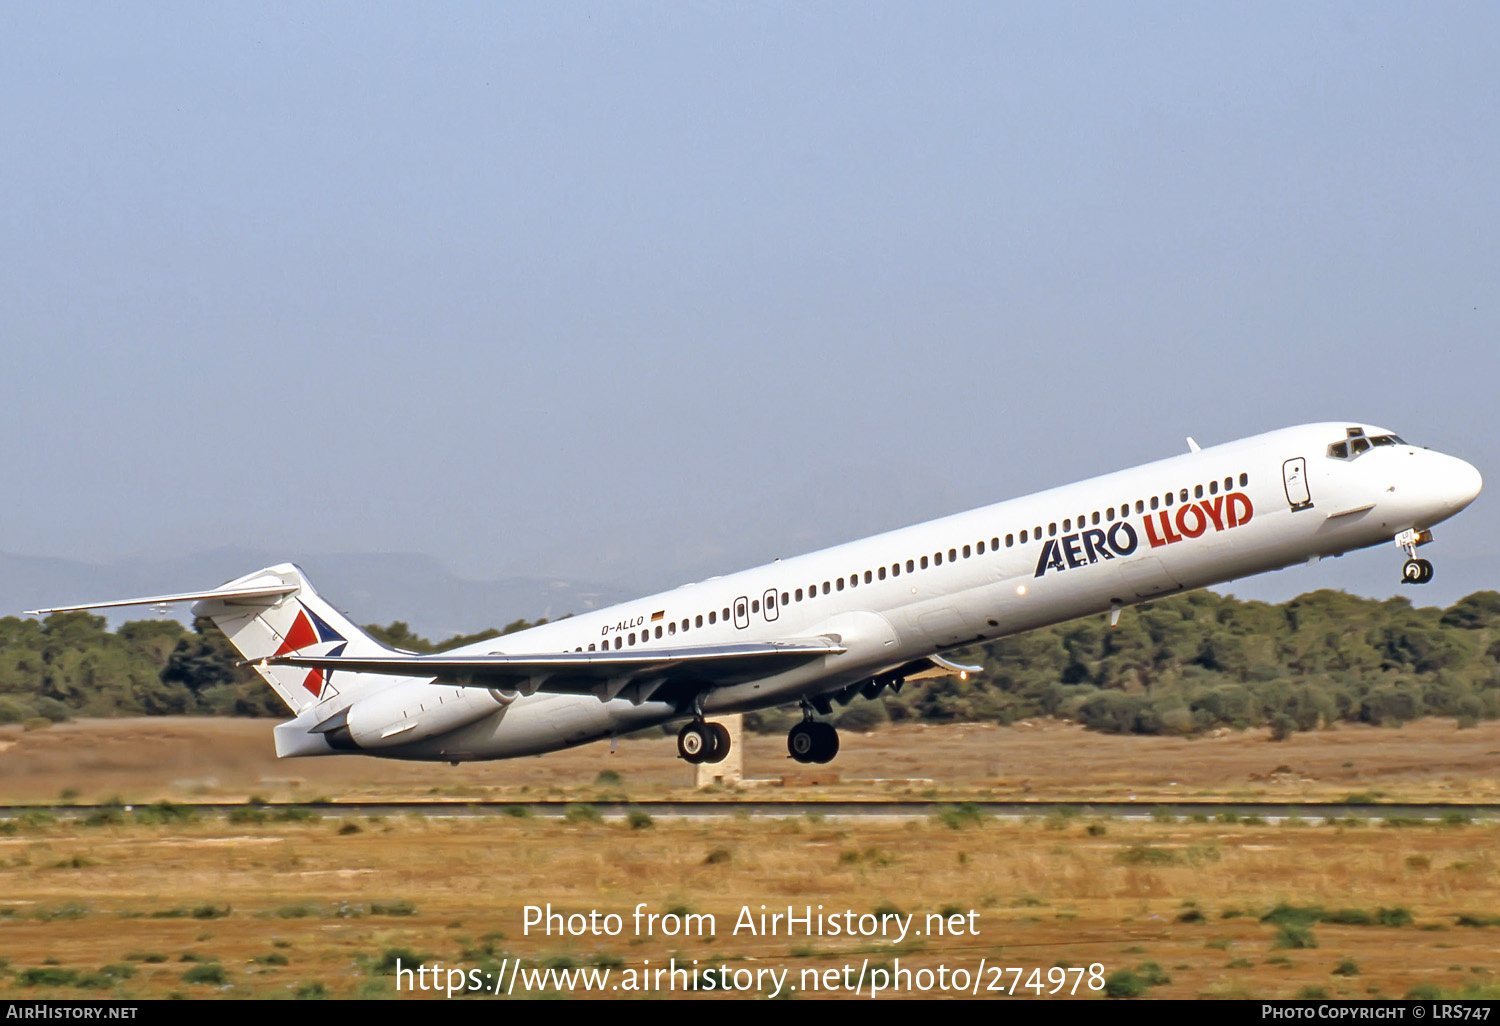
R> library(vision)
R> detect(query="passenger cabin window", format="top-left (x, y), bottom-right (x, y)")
top-left (1135, 500), bottom-right (1144, 514)
top-left (1209, 480), bottom-right (1218, 495)
top-left (963, 544), bottom-right (971, 558)
top-left (1006, 533), bottom-right (1014, 546)
top-left (920, 556), bottom-right (929, 569)
top-left (1239, 473), bottom-right (1248, 486)
top-left (708, 611), bottom-right (716, 624)
top-left (695, 615), bottom-right (703, 627)
top-left (878, 566), bottom-right (886, 580)
top-left (1104, 508), bottom-right (1114, 522)
top-left (864, 570), bottom-right (873, 584)
top-left (1150, 495), bottom-right (1159, 510)
top-left (1195, 484), bottom-right (1203, 498)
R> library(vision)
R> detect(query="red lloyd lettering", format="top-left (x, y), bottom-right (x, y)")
top-left (1143, 492), bottom-right (1254, 549)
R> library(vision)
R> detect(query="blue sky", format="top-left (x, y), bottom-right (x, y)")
top-left (3, 3), bottom-right (1497, 612)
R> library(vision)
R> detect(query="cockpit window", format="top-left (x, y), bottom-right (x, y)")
top-left (1328, 430), bottom-right (1407, 460)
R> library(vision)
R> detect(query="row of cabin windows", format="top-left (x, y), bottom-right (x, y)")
top-left (572, 471), bottom-right (1252, 651)
top-left (1001, 473), bottom-right (1250, 546)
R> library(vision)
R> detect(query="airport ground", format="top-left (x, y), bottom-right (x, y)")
top-left (1, 715), bottom-right (1498, 805)
top-left (1, 717), bottom-right (1499, 1000)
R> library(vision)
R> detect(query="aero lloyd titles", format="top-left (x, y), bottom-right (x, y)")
top-left (1035, 491), bottom-right (1254, 577)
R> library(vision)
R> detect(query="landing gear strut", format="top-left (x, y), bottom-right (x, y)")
top-left (1395, 528), bottom-right (1435, 585)
top-left (787, 702), bottom-right (839, 764)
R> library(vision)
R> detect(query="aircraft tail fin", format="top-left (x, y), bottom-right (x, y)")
top-left (31, 564), bottom-right (389, 716)
top-left (189, 565), bottom-right (389, 715)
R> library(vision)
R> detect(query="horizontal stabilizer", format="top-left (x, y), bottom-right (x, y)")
top-left (266, 639), bottom-right (846, 697)
top-left (27, 578), bottom-right (297, 616)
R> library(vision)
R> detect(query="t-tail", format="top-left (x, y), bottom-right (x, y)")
top-left (28, 563), bottom-right (391, 717)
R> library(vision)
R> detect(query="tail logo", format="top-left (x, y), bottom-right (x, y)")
top-left (273, 604), bottom-right (347, 698)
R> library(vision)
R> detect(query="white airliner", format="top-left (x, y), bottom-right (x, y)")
top-left (30, 423), bottom-right (1481, 767)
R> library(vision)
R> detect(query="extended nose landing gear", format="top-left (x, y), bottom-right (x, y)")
top-left (787, 701), bottom-right (839, 764)
top-left (1402, 559), bottom-right (1433, 585)
top-left (1395, 528), bottom-right (1436, 585)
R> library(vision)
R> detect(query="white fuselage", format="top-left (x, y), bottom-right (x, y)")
top-left (280, 422), bottom-right (1480, 761)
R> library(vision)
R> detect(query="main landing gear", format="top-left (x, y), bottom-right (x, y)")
top-left (677, 720), bottom-right (730, 765)
top-left (1395, 528), bottom-right (1436, 585)
top-left (787, 701), bottom-right (839, 764)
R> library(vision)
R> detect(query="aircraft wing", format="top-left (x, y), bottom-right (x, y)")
top-left (265, 639), bottom-right (846, 701)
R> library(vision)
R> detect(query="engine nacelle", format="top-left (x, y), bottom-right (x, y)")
top-left (341, 683), bottom-right (504, 749)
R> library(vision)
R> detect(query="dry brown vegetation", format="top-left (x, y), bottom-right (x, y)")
top-left (2, 717), bottom-right (1500, 1000)
top-left (3, 715), bottom-right (1500, 804)
top-left (0, 812), bottom-right (1499, 1000)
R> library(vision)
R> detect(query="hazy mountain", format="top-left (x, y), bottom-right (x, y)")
top-left (4, 549), bottom-right (631, 641)
top-left (7, 541), bottom-right (1493, 645)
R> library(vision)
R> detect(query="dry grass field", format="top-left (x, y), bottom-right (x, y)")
top-left (2, 717), bottom-right (1500, 1000)
top-left (1, 811), bottom-right (1499, 1000)
top-left (3, 715), bottom-right (1500, 804)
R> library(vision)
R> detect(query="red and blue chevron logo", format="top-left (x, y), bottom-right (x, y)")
top-left (274, 604), bottom-right (346, 698)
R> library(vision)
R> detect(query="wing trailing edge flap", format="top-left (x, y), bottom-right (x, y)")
top-left (266, 639), bottom-right (847, 701)
top-left (891, 653), bottom-right (984, 682)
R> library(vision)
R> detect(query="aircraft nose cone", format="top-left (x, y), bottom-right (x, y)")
top-left (1450, 458), bottom-right (1483, 511)
top-left (1405, 452), bottom-right (1482, 527)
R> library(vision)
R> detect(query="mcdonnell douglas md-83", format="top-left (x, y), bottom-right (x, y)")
top-left (30, 423), bottom-right (1482, 767)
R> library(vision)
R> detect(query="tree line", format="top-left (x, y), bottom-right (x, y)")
top-left (2, 591), bottom-right (1499, 740)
